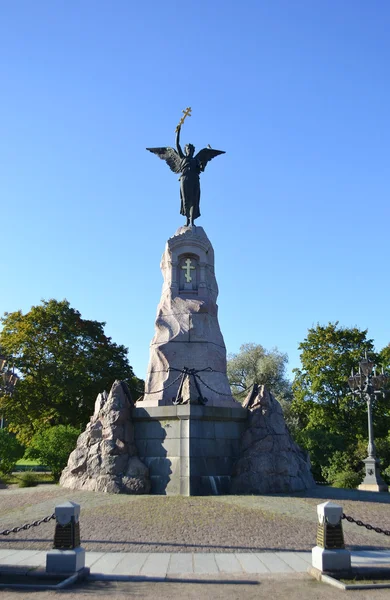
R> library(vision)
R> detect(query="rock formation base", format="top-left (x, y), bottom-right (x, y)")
top-left (230, 385), bottom-right (315, 494)
top-left (60, 381), bottom-right (151, 494)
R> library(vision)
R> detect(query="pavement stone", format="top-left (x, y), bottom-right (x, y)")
top-left (0, 549), bottom-right (19, 560)
top-left (276, 552), bottom-right (312, 571)
top-left (254, 552), bottom-right (295, 573)
top-left (294, 552), bottom-right (312, 564)
top-left (193, 553), bottom-right (219, 574)
top-left (168, 553), bottom-right (194, 574)
top-left (214, 553), bottom-right (243, 573)
top-left (12, 550), bottom-right (47, 566)
top-left (112, 553), bottom-right (149, 575)
top-left (141, 553), bottom-right (171, 576)
top-left (86, 552), bottom-right (121, 571)
top-left (0, 550), bottom-right (43, 565)
top-left (235, 553), bottom-right (270, 573)
top-left (351, 550), bottom-right (390, 565)
top-left (0, 548), bottom-right (390, 577)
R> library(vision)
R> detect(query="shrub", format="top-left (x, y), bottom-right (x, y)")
top-left (18, 472), bottom-right (39, 487)
top-left (330, 469), bottom-right (363, 489)
top-left (294, 428), bottom-right (346, 483)
top-left (321, 447), bottom-right (365, 489)
top-left (26, 425), bottom-right (80, 480)
top-left (0, 429), bottom-right (24, 474)
top-left (382, 465), bottom-right (390, 485)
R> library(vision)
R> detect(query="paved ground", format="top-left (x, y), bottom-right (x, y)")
top-left (1, 548), bottom-right (390, 575)
top-left (1, 485), bottom-right (390, 553)
top-left (2, 575), bottom-right (390, 600)
top-left (2, 485), bottom-right (390, 598)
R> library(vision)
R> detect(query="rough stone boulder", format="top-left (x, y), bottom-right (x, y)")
top-left (230, 385), bottom-right (315, 494)
top-left (60, 380), bottom-right (151, 494)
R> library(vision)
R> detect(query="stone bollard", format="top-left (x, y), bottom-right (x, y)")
top-left (46, 501), bottom-right (86, 573)
top-left (312, 502), bottom-right (351, 573)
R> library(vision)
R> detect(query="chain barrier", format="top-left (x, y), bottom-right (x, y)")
top-left (342, 513), bottom-right (390, 536)
top-left (1, 513), bottom-right (55, 536)
top-left (233, 383), bottom-right (259, 397)
top-left (135, 371), bottom-right (184, 395)
top-left (137, 366), bottom-right (253, 399)
top-left (196, 373), bottom-right (237, 397)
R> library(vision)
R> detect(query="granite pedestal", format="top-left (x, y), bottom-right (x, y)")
top-left (142, 226), bottom-right (238, 408)
top-left (133, 404), bottom-right (248, 495)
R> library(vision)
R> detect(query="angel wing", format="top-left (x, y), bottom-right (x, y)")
top-left (194, 147), bottom-right (225, 172)
top-left (146, 147), bottom-right (182, 174)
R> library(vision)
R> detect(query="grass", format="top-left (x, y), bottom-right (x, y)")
top-left (0, 472), bottom-right (55, 485)
top-left (15, 459), bottom-right (41, 466)
top-left (14, 459), bottom-right (50, 472)
top-left (340, 578), bottom-right (390, 585)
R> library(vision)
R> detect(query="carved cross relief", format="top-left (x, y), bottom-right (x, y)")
top-left (181, 258), bottom-right (196, 282)
top-left (179, 256), bottom-right (198, 291)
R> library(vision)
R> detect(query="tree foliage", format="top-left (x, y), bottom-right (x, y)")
top-left (0, 299), bottom-right (142, 443)
top-left (379, 344), bottom-right (390, 379)
top-left (291, 322), bottom-right (390, 481)
top-left (0, 429), bottom-right (24, 474)
top-left (227, 343), bottom-right (292, 414)
top-left (26, 425), bottom-right (80, 480)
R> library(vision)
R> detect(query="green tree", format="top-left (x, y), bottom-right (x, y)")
top-left (0, 429), bottom-right (24, 474)
top-left (26, 425), bottom-right (80, 480)
top-left (379, 344), bottom-right (390, 378)
top-left (0, 299), bottom-right (142, 443)
top-left (291, 322), bottom-right (390, 480)
top-left (227, 343), bottom-right (292, 410)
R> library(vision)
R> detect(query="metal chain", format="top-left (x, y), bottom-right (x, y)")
top-left (230, 382), bottom-right (261, 397)
top-left (195, 374), bottom-right (235, 397)
top-left (135, 372), bottom-right (184, 395)
top-left (138, 366), bottom-right (252, 399)
top-left (342, 513), bottom-right (390, 536)
top-left (1, 513), bottom-right (55, 536)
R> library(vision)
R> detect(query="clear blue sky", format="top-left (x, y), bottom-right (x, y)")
top-left (1, 1), bottom-right (389, 381)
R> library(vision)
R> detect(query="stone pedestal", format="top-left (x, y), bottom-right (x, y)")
top-left (312, 547), bottom-right (351, 572)
top-left (46, 548), bottom-right (86, 574)
top-left (46, 501), bottom-right (86, 574)
top-left (358, 457), bottom-right (388, 492)
top-left (141, 226), bottom-right (238, 408)
top-left (312, 502), bottom-right (351, 574)
top-left (133, 405), bottom-right (248, 495)
top-left (136, 225), bottom-right (246, 495)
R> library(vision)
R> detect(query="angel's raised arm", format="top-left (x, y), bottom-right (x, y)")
top-left (176, 126), bottom-right (184, 159)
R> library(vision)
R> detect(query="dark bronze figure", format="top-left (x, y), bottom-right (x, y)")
top-left (146, 108), bottom-right (225, 226)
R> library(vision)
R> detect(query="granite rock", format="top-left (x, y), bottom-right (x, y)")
top-left (60, 380), bottom-right (151, 494)
top-left (141, 226), bottom-right (238, 407)
top-left (230, 385), bottom-right (315, 494)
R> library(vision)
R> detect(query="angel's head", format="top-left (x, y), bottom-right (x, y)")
top-left (184, 143), bottom-right (195, 157)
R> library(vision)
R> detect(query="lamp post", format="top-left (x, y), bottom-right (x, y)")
top-left (348, 352), bottom-right (388, 492)
top-left (0, 353), bottom-right (19, 429)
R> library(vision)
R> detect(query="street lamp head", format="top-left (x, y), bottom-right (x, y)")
top-left (348, 368), bottom-right (358, 391)
top-left (0, 354), bottom-right (7, 372)
top-left (2, 370), bottom-right (19, 392)
top-left (371, 367), bottom-right (388, 393)
top-left (359, 351), bottom-right (374, 378)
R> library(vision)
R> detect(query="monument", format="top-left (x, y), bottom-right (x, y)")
top-left (143, 107), bottom-right (234, 407)
top-left (60, 108), bottom-right (315, 496)
top-left (133, 109), bottom-right (247, 495)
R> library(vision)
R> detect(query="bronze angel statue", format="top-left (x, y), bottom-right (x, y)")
top-left (147, 111), bottom-right (225, 226)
